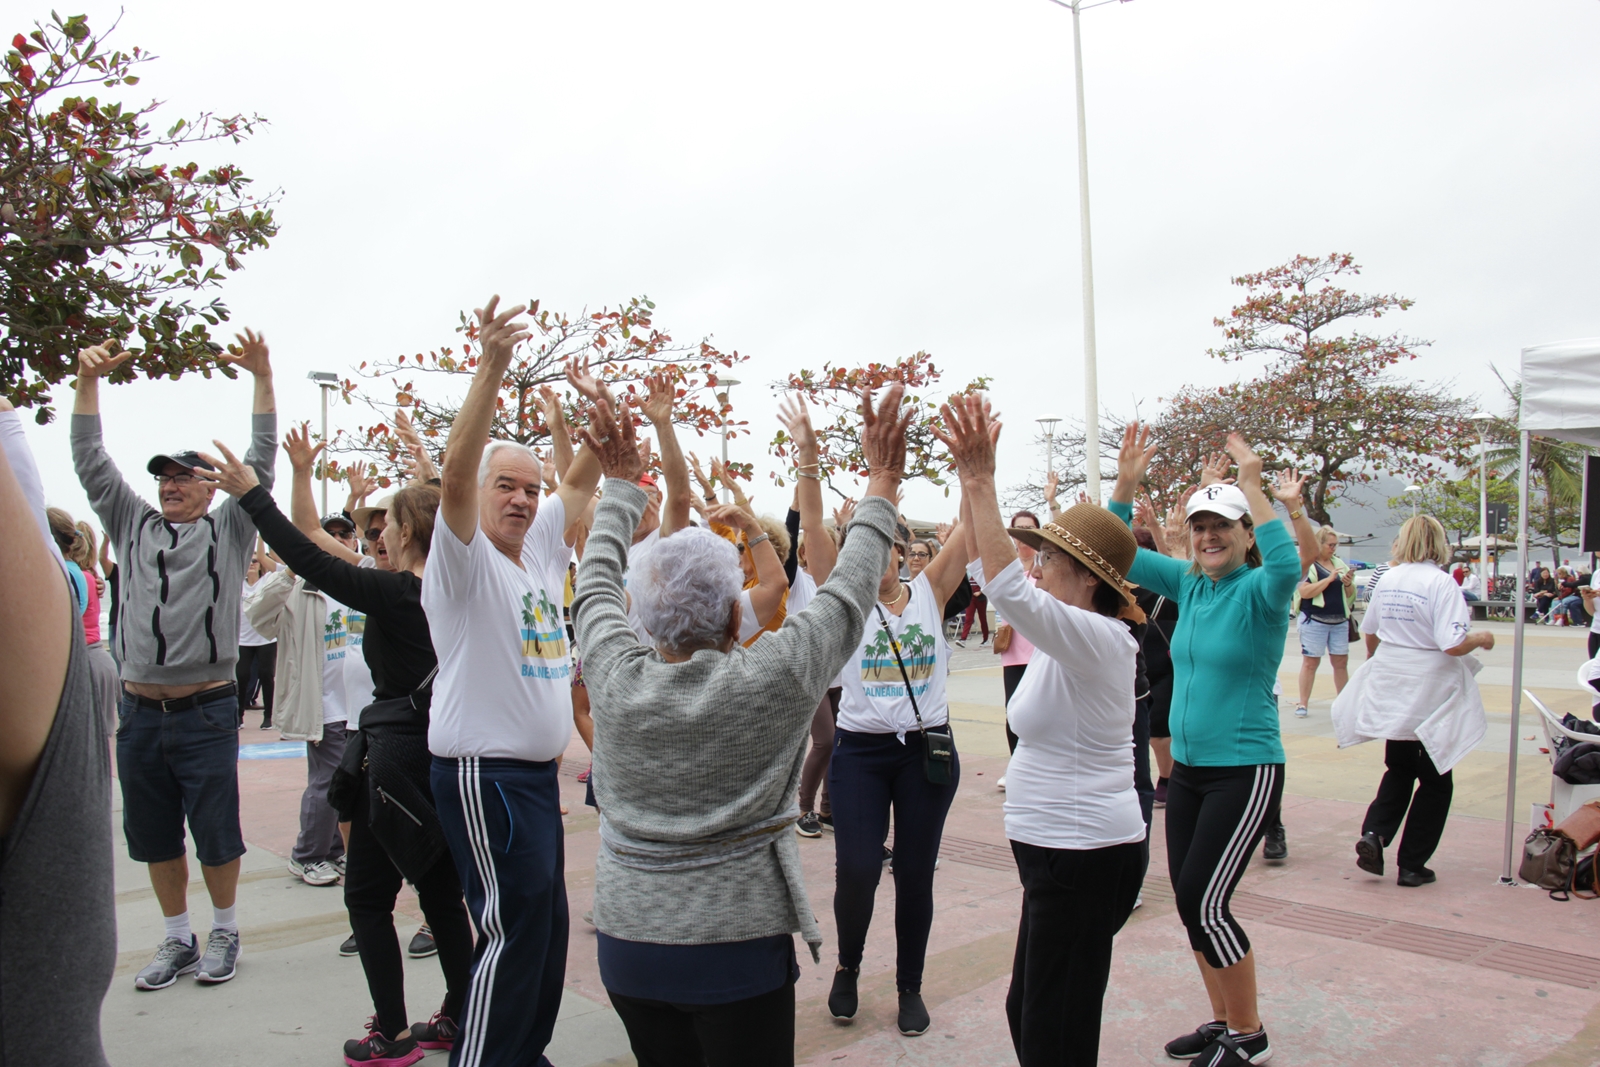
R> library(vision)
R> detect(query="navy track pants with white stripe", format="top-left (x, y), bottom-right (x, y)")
top-left (432, 756), bottom-right (569, 1067)
top-left (1165, 762), bottom-right (1283, 970)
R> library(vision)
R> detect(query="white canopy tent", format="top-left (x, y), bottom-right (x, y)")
top-left (1501, 338), bottom-right (1600, 882)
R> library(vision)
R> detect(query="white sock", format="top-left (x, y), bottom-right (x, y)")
top-left (163, 911), bottom-right (192, 945)
top-left (1229, 1027), bottom-right (1263, 1039)
top-left (212, 905), bottom-right (238, 933)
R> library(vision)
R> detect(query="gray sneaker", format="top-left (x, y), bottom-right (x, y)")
top-left (134, 935), bottom-right (201, 990)
top-left (194, 928), bottom-right (241, 984)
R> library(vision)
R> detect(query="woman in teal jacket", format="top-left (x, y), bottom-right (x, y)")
top-left (1110, 426), bottom-right (1301, 1067)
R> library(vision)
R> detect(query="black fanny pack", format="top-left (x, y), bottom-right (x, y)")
top-left (873, 603), bottom-right (954, 786)
top-left (326, 665), bottom-right (437, 820)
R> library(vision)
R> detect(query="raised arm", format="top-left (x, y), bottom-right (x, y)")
top-left (779, 395), bottom-right (838, 582)
top-left (935, 393), bottom-right (1016, 584)
top-left (640, 373), bottom-right (692, 537)
top-left (552, 359), bottom-right (606, 543)
top-left (0, 431), bottom-right (73, 835)
top-left (215, 329), bottom-right (278, 490)
top-left (708, 504), bottom-right (785, 626)
top-left (283, 423), bottom-right (363, 564)
top-left (1109, 420), bottom-right (1157, 508)
top-left (69, 343), bottom-right (147, 538)
top-left (343, 464), bottom-right (373, 519)
top-left (0, 400), bottom-right (64, 569)
top-left (440, 296), bottom-right (530, 544)
top-left (540, 384), bottom-right (575, 481)
top-left (1270, 468), bottom-right (1319, 572)
top-left (393, 408), bottom-right (439, 485)
top-left (570, 389), bottom-right (649, 679)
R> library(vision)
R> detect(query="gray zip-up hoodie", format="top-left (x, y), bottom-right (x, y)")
top-left (72, 412), bottom-right (276, 685)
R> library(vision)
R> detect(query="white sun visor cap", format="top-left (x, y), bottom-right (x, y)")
top-left (1186, 484), bottom-right (1251, 522)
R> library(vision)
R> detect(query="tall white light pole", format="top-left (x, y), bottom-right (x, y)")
top-left (717, 378), bottom-right (740, 503)
top-left (308, 371), bottom-right (339, 515)
top-left (1036, 415), bottom-right (1062, 476)
top-left (1404, 484), bottom-right (1422, 517)
top-left (1472, 411), bottom-right (1494, 587)
top-left (1046, 0), bottom-right (1130, 502)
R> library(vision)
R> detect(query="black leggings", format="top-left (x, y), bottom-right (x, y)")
top-left (1007, 839), bottom-right (1146, 1067)
top-left (829, 727), bottom-right (959, 992)
top-left (344, 785), bottom-right (475, 1039)
top-left (1166, 762), bottom-right (1283, 970)
top-left (610, 981), bottom-right (795, 1067)
top-left (1003, 663), bottom-right (1028, 753)
top-left (235, 643), bottom-right (276, 724)
top-left (1362, 740), bottom-right (1452, 871)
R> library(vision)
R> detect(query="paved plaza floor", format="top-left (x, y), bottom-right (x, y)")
top-left (103, 621), bottom-right (1600, 1066)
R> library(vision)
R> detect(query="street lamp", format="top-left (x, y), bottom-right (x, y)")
top-left (1471, 411), bottom-right (1495, 592)
top-left (1036, 415), bottom-right (1062, 476)
top-left (1045, 0), bottom-right (1131, 503)
top-left (716, 378), bottom-right (740, 503)
top-left (307, 371), bottom-right (339, 515)
top-left (1404, 484), bottom-right (1422, 517)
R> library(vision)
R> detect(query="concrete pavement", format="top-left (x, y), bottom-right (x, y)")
top-left (102, 620), bottom-right (1600, 1066)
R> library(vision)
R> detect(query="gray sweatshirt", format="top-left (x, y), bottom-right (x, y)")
top-left (573, 479), bottom-right (893, 955)
top-left (71, 412), bottom-right (277, 685)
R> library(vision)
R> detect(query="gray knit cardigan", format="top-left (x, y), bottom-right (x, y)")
top-left (573, 479), bottom-right (893, 957)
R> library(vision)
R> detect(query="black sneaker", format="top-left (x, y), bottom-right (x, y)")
top-left (1165, 1020), bottom-right (1227, 1059)
top-left (410, 1009), bottom-right (459, 1050)
top-left (796, 812), bottom-right (823, 838)
top-left (1193, 1028), bottom-right (1270, 1066)
top-left (818, 813), bottom-right (834, 831)
top-left (897, 991), bottom-right (930, 1036)
top-left (339, 933), bottom-right (359, 957)
top-left (1262, 826), bottom-right (1287, 861)
top-left (883, 846), bottom-right (894, 870)
top-left (1355, 832), bottom-right (1384, 876)
top-left (1397, 866), bottom-right (1436, 887)
top-left (407, 924), bottom-right (437, 959)
top-left (828, 967), bottom-right (859, 1021)
top-left (343, 1021), bottom-right (422, 1067)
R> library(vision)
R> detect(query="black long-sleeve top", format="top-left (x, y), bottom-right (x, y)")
top-left (239, 486), bottom-right (436, 702)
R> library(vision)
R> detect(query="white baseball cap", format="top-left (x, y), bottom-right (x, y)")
top-left (1186, 483), bottom-right (1251, 522)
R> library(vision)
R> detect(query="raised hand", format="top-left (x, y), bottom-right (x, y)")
top-left (777, 395), bottom-right (820, 459)
top-left (833, 497), bottom-right (857, 529)
top-left (935, 521), bottom-right (954, 545)
top-left (1271, 467), bottom-right (1307, 505)
top-left (281, 422), bottom-right (325, 475)
top-left (859, 383), bottom-right (912, 487)
top-left (573, 392), bottom-right (644, 483)
top-left (475, 295), bottom-right (530, 371)
top-left (1225, 434), bottom-right (1264, 488)
top-left (688, 452), bottom-right (717, 500)
top-left (194, 440), bottom-right (261, 497)
top-left (639, 372), bottom-right (676, 426)
top-left (1044, 469), bottom-right (1061, 511)
top-left (1111, 421), bottom-right (1156, 504)
top-left (564, 355), bottom-right (604, 402)
top-left (1199, 451), bottom-right (1234, 488)
top-left (217, 329), bottom-right (272, 378)
top-left (932, 392), bottom-right (1001, 479)
top-left (540, 450), bottom-right (559, 492)
top-left (77, 342), bottom-right (133, 380)
top-left (1135, 493), bottom-right (1161, 534)
top-left (704, 502), bottom-right (760, 538)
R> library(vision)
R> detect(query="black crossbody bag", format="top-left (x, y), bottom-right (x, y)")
top-left (874, 602), bottom-right (955, 785)
top-left (327, 665), bottom-right (438, 819)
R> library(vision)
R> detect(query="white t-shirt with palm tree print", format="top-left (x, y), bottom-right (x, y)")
top-left (423, 495), bottom-right (574, 762)
top-left (836, 573), bottom-right (950, 740)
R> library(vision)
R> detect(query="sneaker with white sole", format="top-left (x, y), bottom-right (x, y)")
top-left (134, 935), bottom-right (201, 990)
top-left (1293, 705), bottom-right (1308, 718)
top-left (407, 925), bottom-right (437, 959)
top-left (997, 776), bottom-right (1007, 791)
top-left (1165, 1020), bottom-right (1227, 1059)
top-left (796, 812), bottom-right (823, 838)
top-left (339, 933), bottom-right (359, 957)
top-left (289, 858), bottom-right (340, 886)
top-left (1193, 1028), bottom-right (1271, 1065)
top-left (194, 928), bottom-right (241, 984)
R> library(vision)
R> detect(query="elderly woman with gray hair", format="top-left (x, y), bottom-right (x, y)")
top-left (571, 384), bottom-right (912, 1067)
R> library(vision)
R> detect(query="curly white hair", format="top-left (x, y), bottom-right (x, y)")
top-left (633, 527), bottom-right (743, 654)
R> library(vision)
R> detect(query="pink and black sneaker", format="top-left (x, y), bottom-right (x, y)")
top-left (343, 1016), bottom-right (423, 1067)
top-left (410, 1009), bottom-right (460, 1050)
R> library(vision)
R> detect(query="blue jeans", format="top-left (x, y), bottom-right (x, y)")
top-left (115, 688), bottom-right (245, 867)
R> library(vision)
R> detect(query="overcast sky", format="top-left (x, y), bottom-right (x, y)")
top-left (21, 0), bottom-right (1600, 532)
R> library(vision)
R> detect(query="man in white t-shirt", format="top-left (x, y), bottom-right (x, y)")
top-left (424, 296), bottom-right (602, 1067)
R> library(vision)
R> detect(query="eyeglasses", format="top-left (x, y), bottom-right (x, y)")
top-left (908, 550), bottom-right (932, 560)
top-left (154, 473), bottom-right (197, 486)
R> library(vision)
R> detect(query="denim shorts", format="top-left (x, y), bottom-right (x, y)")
top-left (115, 688), bottom-right (246, 867)
top-left (1299, 616), bottom-right (1350, 657)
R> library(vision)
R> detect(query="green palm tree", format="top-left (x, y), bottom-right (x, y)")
top-left (1484, 370), bottom-right (1589, 569)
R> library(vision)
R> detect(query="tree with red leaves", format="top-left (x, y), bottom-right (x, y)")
top-left (771, 352), bottom-right (988, 496)
top-left (1141, 254), bottom-right (1473, 524)
top-left (1, 13), bottom-right (279, 421)
top-left (334, 296), bottom-right (747, 484)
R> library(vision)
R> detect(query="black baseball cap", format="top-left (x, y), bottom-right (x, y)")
top-left (321, 513), bottom-right (356, 537)
top-left (147, 450), bottom-right (216, 476)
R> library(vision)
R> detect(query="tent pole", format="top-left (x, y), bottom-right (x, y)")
top-left (1500, 429), bottom-right (1531, 885)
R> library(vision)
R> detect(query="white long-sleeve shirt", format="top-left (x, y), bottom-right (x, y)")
top-left (979, 559), bottom-right (1146, 851)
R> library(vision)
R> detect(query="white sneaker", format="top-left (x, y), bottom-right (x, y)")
top-left (289, 859), bottom-right (340, 886)
top-left (997, 776), bottom-right (1007, 791)
top-left (1132, 893), bottom-right (1143, 910)
top-left (1294, 705), bottom-right (1309, 718)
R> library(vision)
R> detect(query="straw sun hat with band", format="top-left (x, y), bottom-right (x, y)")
top-left (1008, 502), bottom-right (1145, 621)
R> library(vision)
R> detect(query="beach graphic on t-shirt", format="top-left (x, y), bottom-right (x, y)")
top-left (520, 590), bottom-right (571, 680)
top-left (346, 610), bottom-right (365, 652)
top-left (324, 608), bottom-right (348, 664)
top-left (861, 623), bottom-right (934, 698)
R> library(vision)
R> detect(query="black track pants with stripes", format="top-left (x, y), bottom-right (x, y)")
top-left (1165, 762), bottom-right (1283, 969)
top-left (432, 755), bottom-right (569, 1067)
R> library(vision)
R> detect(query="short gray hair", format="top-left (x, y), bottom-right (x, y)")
top-left (479, 440), bottom-right (539, 487)
top-left (633, 527), bottom-right (743, 654)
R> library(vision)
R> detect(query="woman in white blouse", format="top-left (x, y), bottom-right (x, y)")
top-left (940, 395), bottom-right (1147, 1067)
top-left (1333, 515), bottom-right (1495, 888)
